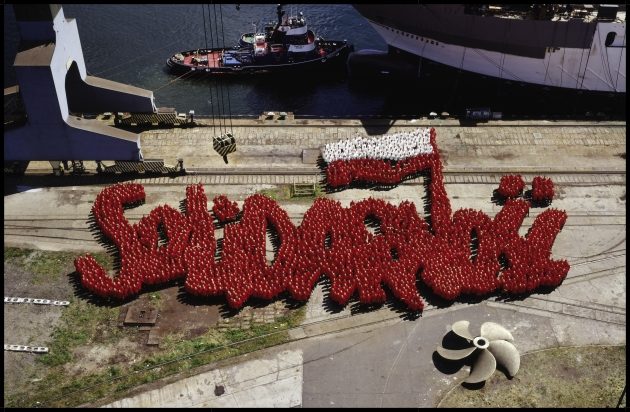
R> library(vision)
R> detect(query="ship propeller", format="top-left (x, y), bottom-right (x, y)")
top-left (436, 320), bottom-right (520, 384)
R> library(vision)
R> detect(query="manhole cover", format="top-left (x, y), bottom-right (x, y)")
top-left (124, 306), bottom-right (158, 326)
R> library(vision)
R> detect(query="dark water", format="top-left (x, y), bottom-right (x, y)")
top-left (4, 4), bottom-right (625, 119)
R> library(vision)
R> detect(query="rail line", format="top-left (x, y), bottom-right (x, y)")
top-left (497, 294), bottom-right (626, 326)
top-left (564, 248), bottom-right (626, 265)
top-left (563, 264), bottom-right (626, 285)
top-left (6, 169), bottom-right (626, 188)
top-left (3, 212), bottom-right (625, 228)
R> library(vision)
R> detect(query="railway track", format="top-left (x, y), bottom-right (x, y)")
top-left (496, 293), bottom-right (626, 326)
top-left (5, 168), bottom-right (626, 188)
top-left (564, 248), bottom-right (626, 265)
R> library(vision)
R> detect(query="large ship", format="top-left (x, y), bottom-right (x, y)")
top-left (352, 4), bottom-right (625, 94)
top-left (167, 5), bottom-right (352, 75)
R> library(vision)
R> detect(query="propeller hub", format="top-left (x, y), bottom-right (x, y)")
top-left (473, 336), bottom-right (489, 349)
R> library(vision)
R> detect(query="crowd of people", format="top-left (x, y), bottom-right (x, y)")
top-left (531, 176), bottom-right (555, 202)
top-left (74, 128), bottom-right (569, 310)
top-left (325, 128), bottom-right (441, 189)
top-left (185, 194), bottom-right (295, 308)
top-left (418, 199), bottom-right (569, 300)
top-left (76, 184), bottom-right (212, 299)
top-left (498, 174), bottom-right (525, 198)
top-left (321, 128), bottom-right (433, 164)
top-left (212, 194), bottom-right (240, 222)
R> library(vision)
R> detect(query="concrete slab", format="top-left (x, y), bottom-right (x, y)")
top-left (549, 317), bottom-right (626, 347)
top-left (104, 349), bottom-right (303, 408)
top-left (302, 149), bottom-right (321, 164)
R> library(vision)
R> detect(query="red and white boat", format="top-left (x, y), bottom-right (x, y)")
top-left (167, 5), bottom-right (353, 75)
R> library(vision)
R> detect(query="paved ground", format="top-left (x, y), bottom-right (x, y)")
top-left (4, 118), bottom-right (626, 407)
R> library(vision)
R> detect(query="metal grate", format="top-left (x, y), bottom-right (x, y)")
top-left (115, 112), bottom-right (188, 126)
top-left (292, 182), bottom-right (316, 197)
top-left (101, 160), bottom-right (179, 174)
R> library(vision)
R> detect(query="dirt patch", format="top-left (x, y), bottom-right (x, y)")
top-left (438, 345), bottom-right (626, 408)
top-left (3, 260), bottom-right (76, 397)
top-left (553, 185), bottom-right (567, 200)
top-left (4, 258), bottom-right (75, 299)
top-left (54, 283), bottom-right (226, 375)
top-left (3, 302), bottom-right (64, 394)
top-left (439, 149), bottom-right (449, 165)
top-left (64, 338), bottom-right (142, 376)
top-left (491, 152), bottom-right (515, 161)
top-left (152, 285), bottom-right (222, 340)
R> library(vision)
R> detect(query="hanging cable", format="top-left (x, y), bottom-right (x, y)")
top-left (219, 3), bottom-right (234, 133)
top-left (213, 2), bottom-right (227, 137)
top-left (598, 27), bottom-right (615, 89)
top-left (202, 3), bottom-right (209, 52)
top-left (93, 37), bottom-right (186, 78)
top-left (208, 3), bottom-right (223, 137)
top-left (153, 70), bottom-right (194, 92)
top-left (204, 4), bottom-right (217, 138)
top-left (216, 3), bottom-right (230, 136)
top-left (578, 28), bottom-right (594, 91)
top-left (575, 21), bottom-right (593, 90)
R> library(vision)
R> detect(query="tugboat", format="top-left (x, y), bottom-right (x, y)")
top-left (167, 5), bottom-right (353, 75)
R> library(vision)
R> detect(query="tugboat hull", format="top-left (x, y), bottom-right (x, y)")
top-left (166, 42), bottom-right (353, 76)
top-left (167, 5), bottom-right (353, 77)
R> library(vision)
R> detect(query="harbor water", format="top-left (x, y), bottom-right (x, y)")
top-left (3, 4), bottom-right (625, 119)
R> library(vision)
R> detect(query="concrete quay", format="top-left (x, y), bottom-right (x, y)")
top-left (20, 117), bottom-right (625, 175)
top-left (140, 117), bottom-right (626, 172)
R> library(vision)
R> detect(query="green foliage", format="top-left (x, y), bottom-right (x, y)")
top-left (91, 251), bottom-right (116, 271)
top-left (314, 183), bottom-right (325, 198)
top-left (38, 299), bottom-right (120, 367)
top-left (4, 247), bottom-right (78, 284)
top-left (4, 246), bottom-right (33, 260)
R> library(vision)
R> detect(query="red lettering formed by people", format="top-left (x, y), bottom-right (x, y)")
top-left (75, 128), bottom-right (569, 311)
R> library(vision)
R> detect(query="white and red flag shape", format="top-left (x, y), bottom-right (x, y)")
top-left (322, 128), bottom-right (439, 188)
top-left (322, 128), bottom-right (433, 163)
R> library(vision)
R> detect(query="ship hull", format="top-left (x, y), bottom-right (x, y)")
top-left (353, 4), bottom-right (626, 93)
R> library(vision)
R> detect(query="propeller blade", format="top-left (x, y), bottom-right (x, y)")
top-left (436, 345), bottom-right (476, 361)
top-left (464, 349), bottom-right (496, 383)
top-left (480, 322), bottom-right (514, 342)
top-left (488, 339), bottom-right (520, 377)
top-left (451, 320), bottom-right (474, 341)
